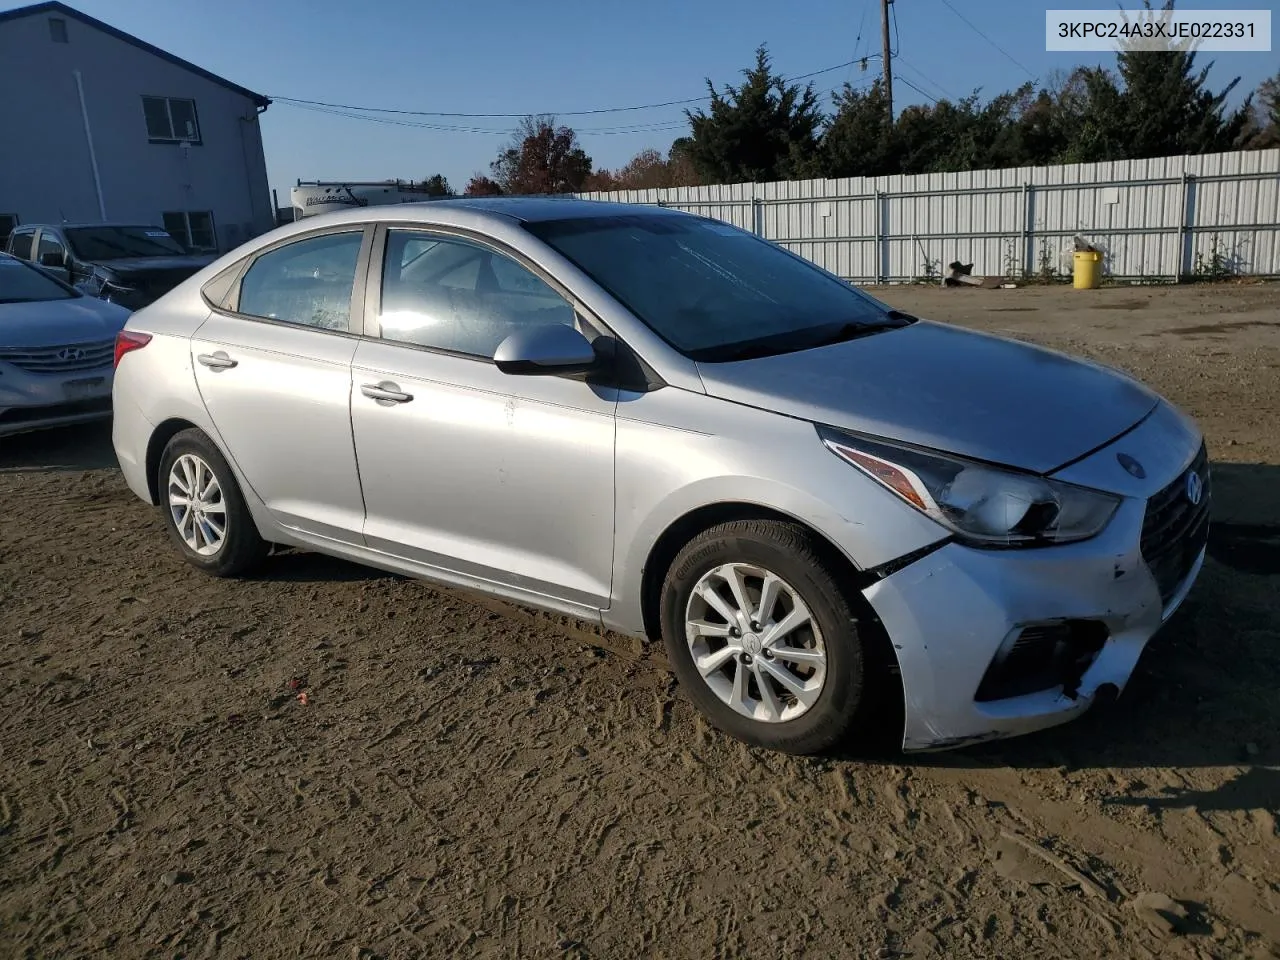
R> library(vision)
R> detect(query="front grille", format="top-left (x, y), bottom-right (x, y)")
top-left (0, 339), bottom-right (115, 373)
top-left (1141, 443), bottom-right (1211, 607)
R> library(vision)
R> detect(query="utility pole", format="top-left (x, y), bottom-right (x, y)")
top-left (881, 0), bottom-right (894, 126)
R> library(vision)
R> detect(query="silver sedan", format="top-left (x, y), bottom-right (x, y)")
top-left (111, 199), bottom-right (1209, 754)
top-left (1, 253), bottom-right (131, 437)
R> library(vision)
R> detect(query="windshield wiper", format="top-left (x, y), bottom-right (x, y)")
top-left (800, 315), bottom-right (912, 351)
top-left (699, 312), bottom-right (915, 363)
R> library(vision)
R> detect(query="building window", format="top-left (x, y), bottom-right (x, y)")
top-left (163, 211), bottom-right (218, 252)
top-left (49, 17), bottom-right (68, 42)
top-left (142, 96), bottom-right (201, 144)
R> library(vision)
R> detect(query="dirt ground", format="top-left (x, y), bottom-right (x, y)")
top-left (2, 282), bottom-right (1279, 959)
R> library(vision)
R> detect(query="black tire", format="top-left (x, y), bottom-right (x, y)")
top-left (660, 519), bottom-right (870, 755)
top-left (157, 427), bottom-right (267, 578)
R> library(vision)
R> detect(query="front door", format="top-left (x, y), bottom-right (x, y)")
top-left (350, 228), bottom-right (617, 615)
top-left (33, 229), bottom-right (71, 284)
top-left (192, 227), bottom-right (370, 544)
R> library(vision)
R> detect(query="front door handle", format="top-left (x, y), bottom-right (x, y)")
top-left (197, 351), bottom-right (238, 370)
top-left (361, 381), bottom-right (414, 404)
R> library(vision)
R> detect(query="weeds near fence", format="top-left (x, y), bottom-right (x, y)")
top-left (913, 239), bottom-right (941, 284)
top-left (1025, 238), bottom-right (1064, 285)
top-left (1189, 235), bottom-right (1243, 282)
top-left (1002, 239), bottom-right (1023, 280)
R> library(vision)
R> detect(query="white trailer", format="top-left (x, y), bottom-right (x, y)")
top-left (289, 180), bottom-right (446, 220)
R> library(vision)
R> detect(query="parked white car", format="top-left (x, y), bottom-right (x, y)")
top-left (0, 253), bottom-right (131, 437)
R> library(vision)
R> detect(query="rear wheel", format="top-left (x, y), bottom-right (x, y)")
top-left (158, 428), bottom-right (267, 578)
top-left (660, 520), bottom-right (869, 755)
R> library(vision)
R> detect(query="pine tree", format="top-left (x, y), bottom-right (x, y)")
top-left (684, 46), bottom-right (823, 183)
top-left (818, 80), bottom-right (894, 178)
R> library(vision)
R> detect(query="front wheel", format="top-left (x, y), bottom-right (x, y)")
top-left (158, 428), bottom-right (267, 578)
top-left (660, 520), bottom-right (870, 755)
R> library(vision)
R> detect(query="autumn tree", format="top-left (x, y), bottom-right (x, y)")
top-left (1250, 71), bottom-right (1280, 146)
top-left (587, 147), bottom-right (699, 191)
top-left (463, 175), bottom-right (503, 196)
top-left (684, 45), bottom-right (822, 183)
top-left (490, 115), bottom-right (593, 194)
top-left (666, 139), bottom-right (700, 187)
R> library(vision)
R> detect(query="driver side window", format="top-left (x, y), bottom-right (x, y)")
top-left (378, 230), bottom-right (576, 358)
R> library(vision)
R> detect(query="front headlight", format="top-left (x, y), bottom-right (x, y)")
top-left (90, 270), bottom-right (136, 297)
top-left (817, 426), bottom-right (1120, 547)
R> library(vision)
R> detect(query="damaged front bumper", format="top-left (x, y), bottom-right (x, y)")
top-left (864, 402), bottom-right (1209, 752)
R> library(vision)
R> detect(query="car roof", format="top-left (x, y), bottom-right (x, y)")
top-left (282, 197), bottom-right (689, 237)
top-left (425, 197), bottom-right (679, 223)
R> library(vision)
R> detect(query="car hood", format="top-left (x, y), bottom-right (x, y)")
top-left (0, 296), bottom-right (132, 348)
top-left (94, 255), bottom-right (218, 277)
top-left (694, 319), bottom-right (1160, 474)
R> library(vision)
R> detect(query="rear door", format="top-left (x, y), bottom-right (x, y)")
top-left (349, 226), bottom-right (617, 614)
top-left (191, 225), bottom-right (372, 545)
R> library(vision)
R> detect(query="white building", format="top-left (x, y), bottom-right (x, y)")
top-left (0, 1), bottom-right (273, 253)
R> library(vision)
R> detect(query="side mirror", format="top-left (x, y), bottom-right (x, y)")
top-left (40, 251), bottom-right (65, 268)
top-left (494, 324), bottom-right (598, 376)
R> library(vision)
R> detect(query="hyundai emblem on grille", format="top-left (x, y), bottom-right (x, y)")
top-left (57, 347), bottom-right (85, 362)
top-left (1185, 470), bottom-right (1204, 506)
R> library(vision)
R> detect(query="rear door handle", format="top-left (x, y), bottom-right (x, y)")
top-left (361, 381), bottom-right (414, 404)
top-left (197, 351), bottom-right (238, 370)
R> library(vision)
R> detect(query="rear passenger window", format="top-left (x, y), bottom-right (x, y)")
top-left (236, 231), bottom-right (363, 331)
top-left (9, 230), bottom-right (34, 260)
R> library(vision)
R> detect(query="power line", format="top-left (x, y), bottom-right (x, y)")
top-left (896, 56), bottom-right (954, 102)
top-left (270, 57), bottom-right (869, 121)
top-left (287, 76), bottom-right (866, 137)
top-left (897, 75), bottom-right (941, 105)
top-left (285, 101), bottom-right (691, 136)
top-left (935, 0), bottom-right (1037, 79)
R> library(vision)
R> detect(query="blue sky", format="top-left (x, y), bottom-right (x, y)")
top-left (9, 0), bottom-right (1275, 199)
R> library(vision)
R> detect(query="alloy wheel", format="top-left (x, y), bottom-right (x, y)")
top-left (684, 562), bottom-right (827, 723)
top-left (167, 453), bottom-right (227, 556)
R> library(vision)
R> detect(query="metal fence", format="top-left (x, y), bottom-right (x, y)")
top-left (579, 148), bottom-right (1280, 283)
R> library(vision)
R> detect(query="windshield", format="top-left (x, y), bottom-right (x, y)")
top-left (525, 214), bottom-right (900, 361)
top-left (65, 226), bottom-right (187, 260)
top-left (0, 256), bottom-right (77, 304)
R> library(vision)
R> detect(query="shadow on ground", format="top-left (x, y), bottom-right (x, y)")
top-left (262, 548), bottom-right (403, 584)
top-left (0, 422), bottom-right (118, 472)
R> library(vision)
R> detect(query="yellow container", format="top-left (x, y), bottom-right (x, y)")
top-left (1073, 250), bottom-right (1102, 289)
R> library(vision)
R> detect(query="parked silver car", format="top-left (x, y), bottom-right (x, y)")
top-left (111, 199), bottom-right (1209, 754)
top-left (1, 252), bottom-right (131, 437)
